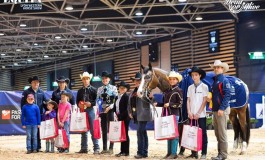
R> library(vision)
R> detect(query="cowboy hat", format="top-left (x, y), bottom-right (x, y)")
top-left (189, 66), bottom-right (206, 80)
top-left (210, 60), bottom-right (229, 73)
top-left (130, 72), bottom-right (142, 81)
top-left (56, 76), bottom-right (70, 84)
top-left (101, 71), bottom-right (112, 78)
top-left (168, 71), bottom-right (183, 82)
top-left (117, 81), bottom-right (130, 90)
top-left (46, 100), bottom-right (58, 109)
top-left (80, 72), bottom-right (93, 80)
top-left (28, 76), bottom-right (41, 84)
top-left (60, 90), bottom-right (72, 99)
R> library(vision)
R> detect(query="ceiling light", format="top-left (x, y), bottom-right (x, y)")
top-left (136, 31), bottom-right (143, 35)
top-left (27, 59), bottom-right (32, 62)
top-left (44, 55), bottom-right (49, 58)
top-left (55, 36), bottom-right (61, 39)
top-left (33, 43), bottom-right (38, 46)
top-left (106, 39), bottom-right (113, 42)
top-left (19, 23), bottom-right (27, 27)
top-left (65, 4), bottom-right (73, 11)
top-left (0, 33), bottom-right (4, 36)
top-left (2, 66), bottom-right (5, 69)
top-left (14, 63), bottom-right (18, 66)
top-left (1, 53), bottom-right (5, 56)
top-left (80, 27), bottom-right (88, 31)
top-left (83, 45), bottom-right (88, 48)
top-left (195, 15), bottom-right (203, 21)
top-left (178, 0), bottom-right (187, 2)
top-left (16, 49), bottom-right (22, 52)
top-left (135, 10), bottom-right (143, 16)
top-left (62, 50), bottom-right (67, 53)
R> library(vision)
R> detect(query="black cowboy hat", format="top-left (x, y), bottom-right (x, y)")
top-left (101, 71), bottom-right (112, 78)
top-left (130, 72), bottom-right (142, 81)
top-left (189, 66), bottom-right (206, 80)
top-left (117, 81), bottom-right (130, 90)
top-left (46, 100), bottom-right (58, 110)
top-left (56, 76), bottom-right (70, 84)
top-left (60, 90), bottom-right (72, 99)
top-left (28, 76), bottom-right (41, 84)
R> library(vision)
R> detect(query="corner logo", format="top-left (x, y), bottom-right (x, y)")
top-left (2, 110), bottom-right (11, 120)
top-left (4, 0), bottom-right (41, 3)
top-left (224, 0), bottom-right (260, 13)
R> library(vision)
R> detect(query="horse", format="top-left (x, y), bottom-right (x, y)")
top-left (137, 63), bottom-right (251, 155)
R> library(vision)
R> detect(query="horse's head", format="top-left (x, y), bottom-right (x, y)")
top-left (137, 63), bottom-right (161, 99)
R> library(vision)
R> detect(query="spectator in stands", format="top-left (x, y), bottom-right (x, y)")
top-left (21, 94), bottom-right (41, 154)
top-left (21, 76), bottom-right (47, 152)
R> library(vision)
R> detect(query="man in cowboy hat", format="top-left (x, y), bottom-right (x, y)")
top-left (51, 76), bottom-right (75, 108)
top-left (21, 76), bottom-right (48, 152)
top-left (210, 60), bottom-right (231, 160)
top-left (97, 71), bottom-right (118, 154)
top-left (128, 72), bottom-right (153, 159)
top-left (186, 66), bottom-right (208, 159)
top-left (76, 71), bottom-right (100, 154)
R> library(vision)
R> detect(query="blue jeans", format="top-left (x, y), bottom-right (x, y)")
top-left (167, 116), bottom-right (179, 156)
top-left (137, 121), bottom-right (148, 157)
top-left (81, 108), bottom-right (100, 151)
top-left (26, 125), bottom-right (38, 151)
top-left (63, 121), bottom-right (70, 144)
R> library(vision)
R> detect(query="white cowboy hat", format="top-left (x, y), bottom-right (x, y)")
top-left (168, 71), bottom-right (183, 82)
top-left (210, 60), bottom-right (229, 73)
top-left (80, 72), bottom-right (93, 80)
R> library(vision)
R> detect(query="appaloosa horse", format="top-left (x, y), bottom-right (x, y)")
top-left (137, 63), bottom-right (250, 155)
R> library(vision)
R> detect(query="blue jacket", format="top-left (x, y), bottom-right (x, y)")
top-left (21, 87), bottom-right (47, 114)
top-left (51, 87), bottom-right (75, 105)
top-left (212, 74), bottom-right (231, 111)
top-left (21, 104), bottom-right (41, 126)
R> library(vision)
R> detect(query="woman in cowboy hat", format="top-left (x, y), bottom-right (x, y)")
top-left (162, 71), bottom-right (183, 159)
top-left (76, 72), bottom-right (100, 154)
top-left (97, 71), bottom-right (118, 154)
top-left (51, 76), bottom-right (75, 107)
top-left (186, 66), bottom-right (208, 159)
top-left (113, 81), bottom-right (130, 157)
top-left (210, 60), bottom-right (231, 160)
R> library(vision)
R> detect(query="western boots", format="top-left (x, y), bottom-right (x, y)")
top-left (45, 141), bottom-right (50, 153)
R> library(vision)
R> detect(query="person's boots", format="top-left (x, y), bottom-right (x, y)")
top-left (45, 141), bottom-right (50, 153)
top-left (50, 142), bottom-right (55, 153)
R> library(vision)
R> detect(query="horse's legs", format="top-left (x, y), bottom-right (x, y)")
top-left (229, 109), bottom-right (240, 150)
top-left (237, 105), bottom-right (248, 154)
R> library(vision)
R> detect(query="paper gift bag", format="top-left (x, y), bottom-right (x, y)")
top-left (40, 118), bottom-right (58, 140)
top-left (109, 121), bottom-right (126, 142)
top-left (154, 115), bottom-right (179, 140)
top-left (93, 119), bottom-right (101, 139)
top-left (70, 111), bottom-right (89, 133)
top-left (181, 124), bottom-right (202, 151)
top-left (55, 129), bottom-right (69, 148)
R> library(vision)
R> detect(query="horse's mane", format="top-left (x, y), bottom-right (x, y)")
top-left (153, 68), bottom-right (171, 92)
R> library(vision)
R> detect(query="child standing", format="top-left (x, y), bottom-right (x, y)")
top-left (57, 91), bottom-right (72, 153)
top-left (43, 100), bottom-right (58, 153)
top-left (21, 94), bottom-right (41, 154)
top-left (187, 66), bottom-right (208, 159)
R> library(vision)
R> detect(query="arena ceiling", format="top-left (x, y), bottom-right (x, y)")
top-left (0, 0), bottom-right (264, 70)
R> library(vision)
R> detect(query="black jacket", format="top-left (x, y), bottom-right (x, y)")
top-left (113, 93), bottom-right (129, 121)
top-left (21, 87), bottom-right (47, 114)
top-left (76, 85), bottom-right (97, 110)
top-left (51, 87), bottom-right (75, 105)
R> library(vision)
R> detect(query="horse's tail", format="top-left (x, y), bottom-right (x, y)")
top-left (246, 105), bottom-right (251, 145)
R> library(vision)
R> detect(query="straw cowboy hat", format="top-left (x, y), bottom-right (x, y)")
top-left (56, 76), bottom-right (70, 84)
top-left (46, 100), bottom-right (58, 109)
top-left (28, 76), bottom-right (41, 84)
top-left (130, 72), bottom-right (142, 81)
top-left (60, 90), bottom-right (72, 99)
top-left (101, 71), bottom-right (112, 78)
top-left (210, 60), bottom-right (229, 73)
top-left (168, 71), bottom-right (183, 82)
top-left (80, 72), bottom-right (93, 80)
top-left (117, 81), bottom-right (130, 90)
top-left (189, 66), bottom-right (206, 80)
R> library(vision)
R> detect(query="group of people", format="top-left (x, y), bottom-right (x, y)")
top-left (20, 60), bottom-right (231, 160)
